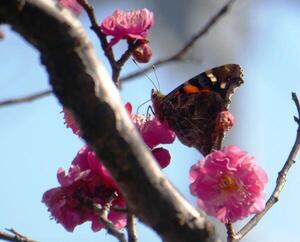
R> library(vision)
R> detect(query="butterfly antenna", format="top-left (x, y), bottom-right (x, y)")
top-left (132, 59), bottom-right (159, 91)
top-left (147, 105), bottom-right (155, 117)
top-left (136, 98), bottom-right (151, 114)
top-left (152, 65), bottom-right (160, 91)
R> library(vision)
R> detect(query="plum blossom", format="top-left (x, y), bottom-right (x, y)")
top-left (58, 0), bottom-right (82, 15)
top-left (132, 43), bottom-right (152, 63)
top-left (100, 8), bottom-right (154, 48)
top-left (190, 145), bottom-right (268, 223)
top-left (45, 103), bottom-right (174, 231)
top-left (125, 102), bottom-right (175, 168)
top-left (42, 146), bottom-right (126, 232)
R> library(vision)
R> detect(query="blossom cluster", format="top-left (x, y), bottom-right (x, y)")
top-left (46, 4), bottom-right (269, 230)
top-left (43, 145), bottom-right (126, 232)
top-left (43, 103), bottom-right (175, 231)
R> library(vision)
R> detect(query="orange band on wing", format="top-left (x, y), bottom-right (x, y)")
top-left (183, 84), bottom-right (210, 94)
top-left (183, 84), bottom-right (200, 93)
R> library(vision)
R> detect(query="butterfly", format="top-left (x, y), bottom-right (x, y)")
top-left (151, 64), bottom-right (244, 156)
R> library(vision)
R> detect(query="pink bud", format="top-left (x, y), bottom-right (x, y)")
top-left (217, 111), bottom-right (235, 131)
top-left (132, 43), bottom-right (152, 63)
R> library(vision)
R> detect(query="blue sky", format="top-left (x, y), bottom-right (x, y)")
top-left (0, 1), bottom-right (300, 242)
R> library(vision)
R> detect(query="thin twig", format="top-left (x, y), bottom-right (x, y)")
top-left (126, 213), bottom-right (138, 242)
top-left (232, 92), bottom-right (300, 242)
top-left (76, 0), bottom-right (116, 75)
top-left (225, 223), bottom-right (235, 242)
top-left (93, 203), bottom-right (127, 242)
top-left (121, 0), bottom-right (237, 82)
top-left (0, 0), bottom-right (236, 108)
top-left (0, 228), bottom-right (36, 242)
top-left (79, 192), bottom-right (127, 242)
top-left (293, 92), bottom-right (300, 125)
top-left (0, 90), bottom-right (52, 107)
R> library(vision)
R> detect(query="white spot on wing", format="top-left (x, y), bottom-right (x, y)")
top-left (206, 72), bottom-right (217, 83)
top-left (220, 82), bottom-right (226, 89)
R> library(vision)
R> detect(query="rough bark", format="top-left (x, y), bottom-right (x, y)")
top-left (0, 1), bottom-right (214, 241)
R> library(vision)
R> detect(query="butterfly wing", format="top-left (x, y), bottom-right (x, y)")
top-left (164, 64), bottom-right (243, 106)
top-left (157, 92), bottom-right (225, 156)
top-left (151, 64), bottom-right (244, 156)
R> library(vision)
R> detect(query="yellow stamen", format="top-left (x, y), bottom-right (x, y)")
top-left (219, 175), bottom-right (237, 192)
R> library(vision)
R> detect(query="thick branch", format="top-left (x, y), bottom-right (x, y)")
top-left (0, 1), bottom-right (214, 242)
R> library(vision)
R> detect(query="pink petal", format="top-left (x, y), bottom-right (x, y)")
top-left (58, 0), bottom-right (82, 15)
top-left (152, 147), bottom-right (171, 168)
top-left (100, 8), bottom-right (154, 47)
top-left (141, 118), bottom-right (175, 149)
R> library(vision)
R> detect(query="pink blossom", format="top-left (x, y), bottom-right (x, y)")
top-left (42, 146), bottom-right (126, 232)
top-left (125, 102), bottom-right (175, 168)
top-left (190, 145), bottom-right (268, 223)
top-left (216, 111), bottom-right (235, 132)
top-left (132, 43), bottom-right (152, 63)
top-left (63, 107), bottom-right (81, 136)
top-left (58, 0), bottom-right (82, 15)
top-left (100, 8), bottom-right (154, 48)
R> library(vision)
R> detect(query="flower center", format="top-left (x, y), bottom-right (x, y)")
top-left (219, 175), bottom-right (238, 192)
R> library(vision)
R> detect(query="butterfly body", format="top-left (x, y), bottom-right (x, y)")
top-left (151, 64), bottom-right (244, 156)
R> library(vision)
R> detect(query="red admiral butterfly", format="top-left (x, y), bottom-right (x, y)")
top-left (151, 64), bottom-right (244, 156)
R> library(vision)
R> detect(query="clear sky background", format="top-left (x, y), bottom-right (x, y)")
top-left (1, 0), bottom-right (300, 242)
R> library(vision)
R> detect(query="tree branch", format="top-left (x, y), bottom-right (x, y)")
top-left (0, 0), bottom-right (237, 108)
top-left (76, 0), bottom-right (118, 84)
top-left (0, 90), bottom-right (51, 107)
top-left (93, 202), bottom-right (127, 242)
top-left (0, 228), bottom-right (36, 242)
top-left (0, 1), bottom-right (214, 242)
top-left (230, 92), bottom-right (300, 242)
top-left (126, 213), bottom-right (138, 242)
